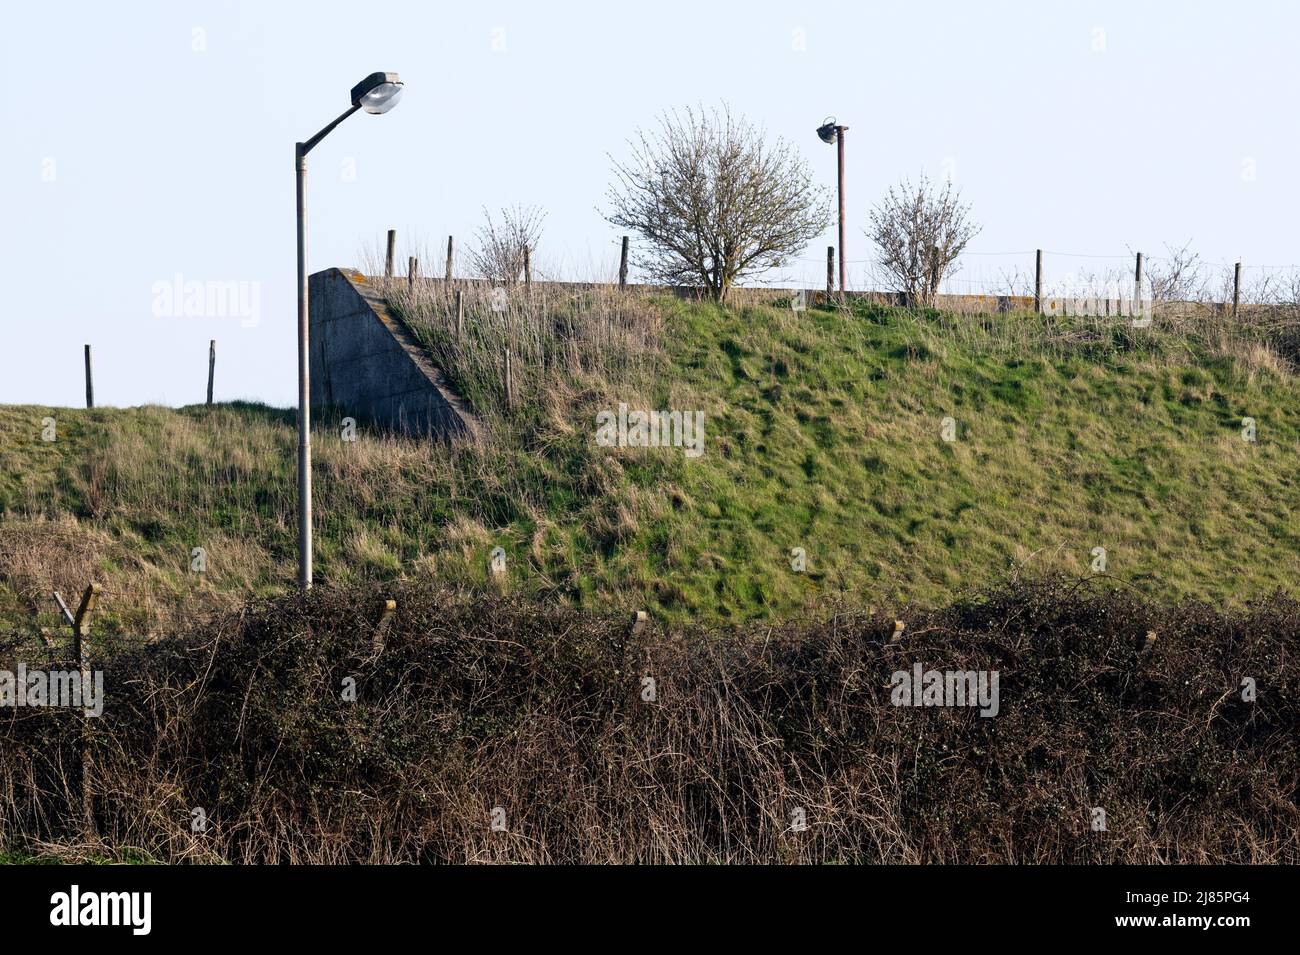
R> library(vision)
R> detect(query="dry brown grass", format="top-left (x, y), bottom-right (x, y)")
top-left (380, 275), bottom-right (665, 422)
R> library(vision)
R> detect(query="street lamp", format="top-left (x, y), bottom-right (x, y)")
top-left (295, 72), bottom-right (403, 589)
top-left (816, 117), bottom-right (848, 292)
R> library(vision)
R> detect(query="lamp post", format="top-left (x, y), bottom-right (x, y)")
top-left (295, 72), bottom-right (403, 589)
top-left (816, 117), bottom-right (848, 292)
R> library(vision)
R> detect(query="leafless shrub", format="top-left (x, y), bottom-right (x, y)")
top-left (1146, 242), bottom-right (1211, 303)
top-left (868, 176), bottom-right (981, 307)
top-left (1266, 270), bottom-right (1300, 316)
top-left (469, 205), bottom-right (546, 286)
top-left (994, 266), bottom-right (1032, 298)
top-left (605, 105), bottom-right (830, 302)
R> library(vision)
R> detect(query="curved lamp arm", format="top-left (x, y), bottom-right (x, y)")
top-left (300, 104), bottom-right (361, 157)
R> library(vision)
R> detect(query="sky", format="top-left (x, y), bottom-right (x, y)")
top-left (2, 0), bottom-right (1296, 408)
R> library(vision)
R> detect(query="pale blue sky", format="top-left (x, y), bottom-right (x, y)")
top-left (2, 0), bottom-right (1295, 407)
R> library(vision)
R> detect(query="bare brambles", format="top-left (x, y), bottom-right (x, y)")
top-left (0, 577), bottom-right (1294, 863)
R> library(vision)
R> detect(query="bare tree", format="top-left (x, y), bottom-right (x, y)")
top-left (470, 205), bottom-right (546, 285)
top-left (867, 176), bottom-right (980, 306)
top-left (605, 106), bottom-right (830, 302)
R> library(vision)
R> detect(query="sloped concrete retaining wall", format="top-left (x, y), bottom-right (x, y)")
top-left (308, 268), bottom-right (480, 441)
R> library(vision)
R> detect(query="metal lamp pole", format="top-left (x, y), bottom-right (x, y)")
top-left (816, 117), bottom-right (849, 292)
top-left (835, 125), bottom-right (847, 292)
top-left (295, 72), bottom-right (403, 588)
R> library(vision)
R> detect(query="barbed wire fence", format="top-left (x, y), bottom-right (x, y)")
top-left (608, 233), bottom-right (1300, 307)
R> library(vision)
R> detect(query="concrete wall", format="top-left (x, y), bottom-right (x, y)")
top-left (309, 268), bottom-right (480, 441)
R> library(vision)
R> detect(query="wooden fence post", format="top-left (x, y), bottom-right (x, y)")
top-left (445, 236), bottom-right (454, 283)
top-left (523, 247), bottom-right (532, 291)
top-left (826, 247), bottom-right (835, 300)
top-left (74, 583), bottom-right (98, 838)
top-left (372, 598), bottom-right (396, 655)
top-left (206, 339), bottom-right (216, 405)
top-left (1233, 262), bottom-right (1242, 317)
top-left (385, 229), bottom-right (396, 279)
top-left (408, 256), bottom-right (418, 288)
top-left (84, 345), bottom-right (94, 409)
top-left (455, 289), bottom-right (464, 338)
top-left (55, 583), bottom-right (100, 838)
top-left (1034, 249), bottom-right (1043, 313)
top-left (504, 348), bottom-right (515, 411)
top-left (1134, 251), bottom-right (1144, 303)
top-left (618, 236), bottom-right (629, 290)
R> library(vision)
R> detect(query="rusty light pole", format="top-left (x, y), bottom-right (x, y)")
top-left (816, 117), bottom-right (848, 292)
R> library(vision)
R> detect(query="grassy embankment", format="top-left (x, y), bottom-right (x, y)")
top-left (1, 288), bottom-right (1296, 633)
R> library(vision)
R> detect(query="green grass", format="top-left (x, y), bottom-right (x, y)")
top-left (1, 297), bottom-right (1297, 631)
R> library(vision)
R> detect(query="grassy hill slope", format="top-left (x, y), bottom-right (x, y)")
top-left (1, 295), bottom-right (1297, 633)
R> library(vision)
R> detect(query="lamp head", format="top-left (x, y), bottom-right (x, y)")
top-left (351, 72), bottom-right (404, 114)
top-left (816, 118), bottom-right (839, 144)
